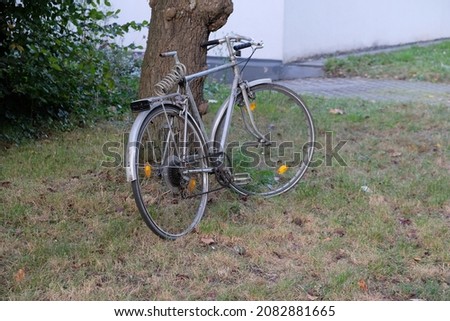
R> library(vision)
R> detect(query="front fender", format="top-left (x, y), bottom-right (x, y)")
top-left (247, 78), bottom-right (273, 87)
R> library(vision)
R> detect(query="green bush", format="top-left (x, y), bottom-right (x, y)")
top-left (0, 0), bottom-right (146, 143)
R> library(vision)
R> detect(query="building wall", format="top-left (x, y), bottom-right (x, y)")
top-left (209, 0), bottom-right (285, 61)
top-left (110, 0), bottom-right (450, 62)
top-left (283, 0), bottom-right (450, 62)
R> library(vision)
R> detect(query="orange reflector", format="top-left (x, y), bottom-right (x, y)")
top-left (250, 102), bottom-right (256, 111)
top-left (277, 165), bottom-right (288, 175)
top-left (188, 178), bottom-right (197, 193)
top-left (144, 163), bottom-right (152, 178)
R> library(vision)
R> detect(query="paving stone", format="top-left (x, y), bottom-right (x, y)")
top-left (278, 78), bottom-right (450, 106)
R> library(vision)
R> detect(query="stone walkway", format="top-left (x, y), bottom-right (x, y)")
top-left (278, 77), bottom-right (450, 106)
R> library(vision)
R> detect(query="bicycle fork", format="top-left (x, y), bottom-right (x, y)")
top-left (238, 82), bottom-right (270, 145)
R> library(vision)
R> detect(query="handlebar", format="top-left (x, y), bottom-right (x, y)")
top-left (200, 34), bottom-right (264, 52)
top-left (233, 42), bottom-right (253, 51)
top-left (161, 34), bottom-right (263, 64)
top-left (200, 39), bottom-right (220, 48)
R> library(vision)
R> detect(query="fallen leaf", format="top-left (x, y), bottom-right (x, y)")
top-left (413, 257), bottom-right (422, 262)
top-left (385, 149), bottom-right (401, 157)
top-left (272, 251), bottom-right (283, 259)
top-left (334, 249), bottom-right (347, 261)
top-left (292, 217), bottom-right (304, 227)
top-left (201, 237), bottom-right (216, 246)
top-left (358, 279), bottom-right (368, 292)
top-left (1, 181), bottom-right (12, 188)
top-left (334, 228), bottom-right (346, 237)
top-left (390, 151), bottom-right (402, 157)
top-left (249, 264), bottom-right (264, 276)
top-left (399, 217), bottom-right (412, 226)
top-left (239, 194), bottom-right (249, 202)
top-left (15, 268), bottom-right (25, 283)
top-left (306, 293), bottom-right (319, 301)
top-left (176, 274), bottom-right (190, 281)
top-left (329, 108), bottom-right (345, 115)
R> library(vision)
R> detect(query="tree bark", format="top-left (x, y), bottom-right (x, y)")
top-left (139, 0), bottom-right (233, 115)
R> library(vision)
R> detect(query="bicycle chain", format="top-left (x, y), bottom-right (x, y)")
top-left (182, 152), bottom-right (235, 199)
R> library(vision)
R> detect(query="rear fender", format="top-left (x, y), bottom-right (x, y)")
top-left (125, 110), bottom-right (151, 182)
top-left (125, 106), bottom-right (204, 182)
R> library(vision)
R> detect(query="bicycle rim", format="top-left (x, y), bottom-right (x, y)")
top-left (218, 83), bottom-right (315, 197)
top-left (131, 105), bottom-right (208, 239)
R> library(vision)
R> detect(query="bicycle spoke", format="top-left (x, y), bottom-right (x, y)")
top-left (216, 83), bottom-right (315, 197)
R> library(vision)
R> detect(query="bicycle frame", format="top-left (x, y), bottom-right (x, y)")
top-left (126, 36), bottom-right (269, 182)
top-left (185, 63), bottom-right (270, 152)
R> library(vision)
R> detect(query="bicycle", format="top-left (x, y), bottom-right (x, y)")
top-left (126, 34), bottom-right (315, 240)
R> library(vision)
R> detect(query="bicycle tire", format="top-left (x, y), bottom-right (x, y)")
top-left (215, 82), bottom-right (315, 197)
top-left (131, 105), bottom-right (209, 239)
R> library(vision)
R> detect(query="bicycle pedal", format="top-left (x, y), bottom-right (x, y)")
top-left (232, 173), bottom-right (252, 185)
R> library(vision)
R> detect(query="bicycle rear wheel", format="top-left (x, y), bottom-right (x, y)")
top-left (131, 105), bottom-right (208, 239)
top-left (216, 82), bottom-right (315, 197)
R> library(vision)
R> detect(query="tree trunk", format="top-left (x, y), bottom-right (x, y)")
top-left (139, 0), bottom-right (233, 115)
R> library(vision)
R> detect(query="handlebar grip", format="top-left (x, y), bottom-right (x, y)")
top-left (233, 42), bottom-right (252, 51)
top-left (200, 39), bottom-right (220, 48)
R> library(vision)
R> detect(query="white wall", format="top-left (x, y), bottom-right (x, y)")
top-left (283, 0), bottom-right (450, 62)
top-left (110, 0), bottom-right (450, 62)
top-left (109, 0), bottom-right (285, 59)
top-left (209, 0), bottom-right (285, 61)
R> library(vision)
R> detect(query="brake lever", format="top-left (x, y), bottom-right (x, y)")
top-left (253, 41), bottom-right (264, 49)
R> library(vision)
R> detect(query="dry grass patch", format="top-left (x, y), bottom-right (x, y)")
top-left (1, 97), bottom-right (449, 300)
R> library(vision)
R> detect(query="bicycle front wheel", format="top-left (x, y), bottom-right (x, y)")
top-left (217, 82), bottom-right (315, 197)
top-left (131, 105), bottom-right (209, 239)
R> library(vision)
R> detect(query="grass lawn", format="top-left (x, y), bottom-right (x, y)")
top-left (1, 94), bottom-right (449, 300)
top-left (325, 40), bottom-right (450, 83)
top-left (2, 40), bottom-right (449, 301)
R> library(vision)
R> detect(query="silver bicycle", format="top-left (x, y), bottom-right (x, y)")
top-left (126, 35), bottom-right (315, 239)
